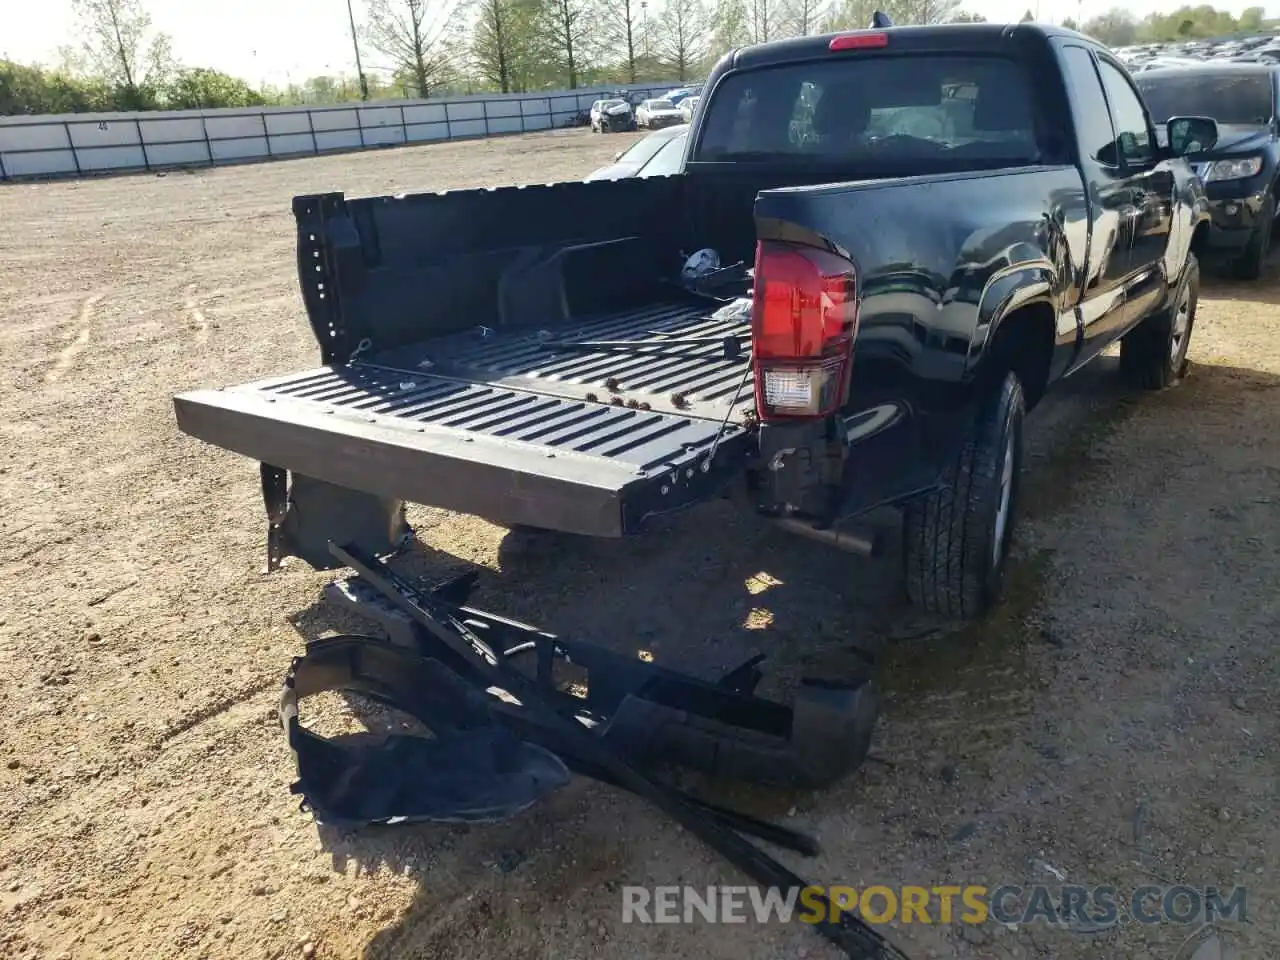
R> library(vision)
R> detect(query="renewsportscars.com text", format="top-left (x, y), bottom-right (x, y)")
top-left (621, 884), bottom-right (1248, 927)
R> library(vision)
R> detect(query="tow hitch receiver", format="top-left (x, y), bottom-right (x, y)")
top-left (284, 543), bottom-right (903, 960)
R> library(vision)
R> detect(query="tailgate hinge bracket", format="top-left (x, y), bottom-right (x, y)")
top-left (261, 463), bottom-right (290, 573)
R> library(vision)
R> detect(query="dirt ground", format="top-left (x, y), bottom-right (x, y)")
top-left (1, 128), bottom-right (1277, 960)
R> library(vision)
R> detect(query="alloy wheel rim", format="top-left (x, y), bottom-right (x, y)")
top-left (1170, 288), bottom-right (1191, 364)
top-left (993, 431), bottom-right (1015, 567)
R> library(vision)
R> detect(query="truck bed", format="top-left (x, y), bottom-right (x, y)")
top-left (174, 300), bottom-right (756, 537)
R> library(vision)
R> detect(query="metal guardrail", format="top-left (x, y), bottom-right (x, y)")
top-left (0, 83), bottom-right (680, 181)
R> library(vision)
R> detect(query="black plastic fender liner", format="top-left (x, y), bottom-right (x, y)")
top-left (284, 604), bottom-right (825, 855)
top-left (280, 635), bottom-right (571, 826)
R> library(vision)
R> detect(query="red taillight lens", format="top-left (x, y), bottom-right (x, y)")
top-left (828, 32), bottom-right (889, 51)
top-left (750, 240), bottom-right (858, 421)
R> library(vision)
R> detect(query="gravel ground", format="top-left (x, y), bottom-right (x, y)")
top-left (0, 128), bottom-right (1276, 960)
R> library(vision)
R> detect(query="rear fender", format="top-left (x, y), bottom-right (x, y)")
top-left (969, 259), bottom-right (1056, 375)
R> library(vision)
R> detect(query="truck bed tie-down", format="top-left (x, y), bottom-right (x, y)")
top-left (284, 543), bottom-right (905, 960)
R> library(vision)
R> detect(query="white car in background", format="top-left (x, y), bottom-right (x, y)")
top-left (678, 95), bottom-right (700, 122)
top-left (635, 98), bottom-right (685, 129)
top-left (589, 98), bottom-right (636, 132)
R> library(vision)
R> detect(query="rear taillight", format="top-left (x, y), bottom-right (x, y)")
top-left (750, 240), bottom-right (858, 421)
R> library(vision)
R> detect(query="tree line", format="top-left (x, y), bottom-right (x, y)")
top-left (1076, 5), bottom-right (1272, 48)
top-left (2, 0), bottom-right (1276, 116)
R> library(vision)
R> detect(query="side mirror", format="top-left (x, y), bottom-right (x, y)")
top-left (1167, 115), bottom-right (1218, 156)
top-left (614, 151), bottom-right (623, 161)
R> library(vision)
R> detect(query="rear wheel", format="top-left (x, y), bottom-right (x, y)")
top-left (903, 370), bottom-right (1026, 619)
top-left (1119, 253), bottom-right (1198, 390)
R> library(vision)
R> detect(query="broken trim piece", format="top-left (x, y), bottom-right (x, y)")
top-left (318, 542), bottom-right (908, 960)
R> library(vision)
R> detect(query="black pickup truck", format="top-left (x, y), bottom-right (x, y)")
top-left (175, 23), bottom-right (1216, 620)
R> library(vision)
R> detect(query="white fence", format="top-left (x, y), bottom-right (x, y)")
top-left (0, 83), bottom-right (680, 181)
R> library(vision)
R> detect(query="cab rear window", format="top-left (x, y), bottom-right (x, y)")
top-left (694, 55), bottom-right (1041, 167)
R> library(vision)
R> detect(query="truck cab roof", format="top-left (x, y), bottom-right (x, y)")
top-left (727, 22), bottom-right (1103, 71)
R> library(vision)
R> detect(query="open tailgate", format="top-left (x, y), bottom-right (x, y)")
top-left (174, 303), bottom-right (755, 538)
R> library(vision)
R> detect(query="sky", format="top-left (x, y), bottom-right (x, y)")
top-left (2, 0), bottom-right (1279, 86)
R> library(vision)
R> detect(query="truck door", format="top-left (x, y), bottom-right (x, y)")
top-left (1093, 54), bottom-right (1176, 330)
top-left (1056, 43), bottom-right (1134, 369)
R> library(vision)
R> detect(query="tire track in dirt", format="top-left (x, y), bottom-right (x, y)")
top-left (159, 675), bottom-right (281, 742)
top-left (45, 292), bottom-right (103, 383)
top-left (0, 683), bottom-right (283, 866)
top-left (183, 285), bottom-right (211, 345)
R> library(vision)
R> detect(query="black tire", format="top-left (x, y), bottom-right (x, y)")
top-left (1235, 194), bottom-right (1274, 280)
top-left (903, 370), bottom-right (1026, 619)
top-left (1119, 252), bottom-right (1198, 390)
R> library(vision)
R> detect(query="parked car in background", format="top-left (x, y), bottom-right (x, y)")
top-left (584, 124), bottom-right (689, 180)
top-left (1136, 63), bottom-right (1280, 278)
top-left (1115, 30), bottom-right (1280, 71)
top-left (679, 95), bottom-right (701, 122)
top-left (590, 98), bottom-right (636, 132)
top-left (636, 98), bottom-right (685, 128)
top-left (659, 85), bottom-right (701, 105)
top-left (1128, 56), bottom-right (1204, 73)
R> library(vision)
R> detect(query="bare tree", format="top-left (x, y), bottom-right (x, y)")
top-left (544, 0), bottom-right (595, 88)
top-left (364, 0), bottom-right (460, 97)
top-left (472, 0), bottom-right (516, 91)
top-left (601, 0), bottom-right (644, 81)
top-left (901, 0), bottom-right (961, 23)
top-left (748, 0), bottom-right (779, 42)
top-left (821, 0), bottom-right (882, 31)
top-left (653, 0), bottom-right (711, 81)
top-left (471, 0), bottom-right (548, 92)
top-left (824, 0), bottom-right (957, 27)
top-left (783, 0), bottom-right (828, 35)
top-left (710, 0), bottom-right (750, 56)
top-left (68, 0), bottom-right (173, 106)
top-left (1081, 8), bottom-right (1138, 46)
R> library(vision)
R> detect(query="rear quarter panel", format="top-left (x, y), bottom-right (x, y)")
top-left (752, 164), bottom-right (1090, 409)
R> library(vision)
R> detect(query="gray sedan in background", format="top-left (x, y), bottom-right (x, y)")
top-left (585, 124), bottom-right (689, 180)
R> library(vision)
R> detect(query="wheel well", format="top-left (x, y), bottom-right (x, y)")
top-left (985, 302), bottom-right (1055, 410)
top-left (1190, 221), bottom-right (1211, 261)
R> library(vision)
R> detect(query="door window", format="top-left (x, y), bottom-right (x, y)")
top-left (1060, 45), bottom-right (1117, 167)
top-left (1096, 58), bottom-right (1156, 167)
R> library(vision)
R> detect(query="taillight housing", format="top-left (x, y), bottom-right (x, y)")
top-left (750, 240), bottom-right (859, 421)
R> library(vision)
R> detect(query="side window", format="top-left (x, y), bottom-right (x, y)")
top-left (1096, 58), bottom-right (1155, 167)
top-left (1060, 45), bottom-right (1117, 166)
